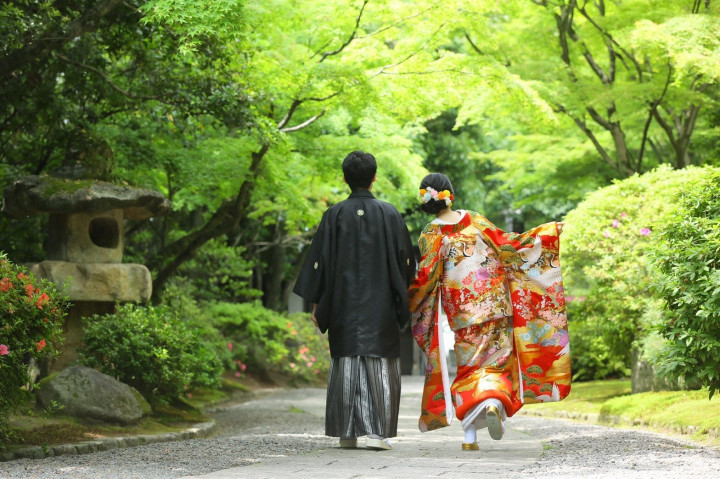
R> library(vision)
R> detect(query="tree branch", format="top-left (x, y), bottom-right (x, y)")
top-left (276, 93), bottom-right (338, 129)
top-left (553, 5), bottom-right (576, 67)
top-left (370, 23), bottom-right (445, 77)
top-left (375, 68), bottom-right (466, 76)
top-left (607, 39), bottom-right (616, 83)
top-left (586, 106), bottom-right (613, 130)
top-left (648, 138), bottom-right (668, 164)
top-left (575, 5), bottom-right (644, 81)
top-left (280, 108), bottom-right (327, 133)
top-left (465, 33), bottom-right (483, 56)
top-left (55, 53), bottom-right (164, 102)
top-left (316, 0), bottom-right (369, 63)
top-left (276, 99), bottom-right (303, 130)
top-left (251, 230), bottom-right (315, 254)
top-left (152, 144), bottom-right (271, 300)
top-left (556, 103), bottom-right (617, 171)
top-left (356, 7), bottom-right (434, 39)
top-left (637, 65), bottom-right (673, 172)
top-left (0, 0), bottom-right (125, 80)
top-left (652, 107), bottom-right (677, 149)
top-left (581, 43), bottom-right (610, 84)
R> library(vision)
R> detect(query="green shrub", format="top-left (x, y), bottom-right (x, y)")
top-left (562, 165), bottom-right (712, 380)
top-left (201, 301), bottom-right (330, 384)
top-left (78, 303), bottom-right (223, 402)
top-left (283, 311), bottom-right (331, 384)
top-left (0, 252), bottom-right (68, 447)
top-left (651, 171), bottom-right (720, 398)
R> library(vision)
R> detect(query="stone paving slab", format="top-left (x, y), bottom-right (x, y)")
top-left (179, 376), bottom-right (542, 479)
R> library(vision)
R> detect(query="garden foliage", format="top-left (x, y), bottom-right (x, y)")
top-left (651, 172), bottom-right (720, 398)
top-left (562, 165), bottom-right (712, 381)
top-left (200, 301), bottom-right (330, 384)
top-left (0, 253), bottom-right (67, 446)
top-left (79, 303), bottom-right (223, 402)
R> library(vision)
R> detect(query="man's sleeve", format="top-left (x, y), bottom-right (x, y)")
top-left (292, 215), bottom-right (327, 303)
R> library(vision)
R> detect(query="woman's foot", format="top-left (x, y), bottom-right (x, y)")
top-left (486, 404), bottom-right (504, 440)
top-left (461, 442), bottom-right (479, 451)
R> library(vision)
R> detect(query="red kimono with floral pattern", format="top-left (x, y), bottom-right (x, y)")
top-left (408, 211), bottom-right (570, 432)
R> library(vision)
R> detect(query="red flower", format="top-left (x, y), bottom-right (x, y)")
top-left (36, 293), bottom-right (50, 310)
top-left (36, 339), bottom-right (47, 351)
top-left (25, 283), bottom-right (35, 297)
top-left (17, 272), bottom-right (27, 280)
top-left (0, 277), bottom-right (11, 291)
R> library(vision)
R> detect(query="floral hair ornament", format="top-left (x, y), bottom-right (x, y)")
top-left (419, 186), bottom-right (453, 206)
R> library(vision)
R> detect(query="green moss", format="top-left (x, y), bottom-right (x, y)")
top-left (522, 379), bottom-right (720, 447)
top-left (150, 397), bottom-right (207, 425)
top-left (7, 414), bottom-right (186, 447)
top-left (34, 372), bottom-right (59, 391)
top-left (600, 390), bottom-right (720, 434)
top-left (527, 379), bottom-right (632, 415)
top-left (40, 177), bottom-right (96, 197)
top-left (129, 388), bottom-right (152, 416)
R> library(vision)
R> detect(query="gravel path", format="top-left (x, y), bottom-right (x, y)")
top-left (2, 384), bottom-right (720, 479)
top-left (515, 416), bottom-right (720, 478)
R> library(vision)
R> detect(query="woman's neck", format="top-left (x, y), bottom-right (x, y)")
top-left (435, 207), bottom-right (461, 223)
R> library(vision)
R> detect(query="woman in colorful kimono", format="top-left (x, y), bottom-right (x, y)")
top-left (408, 173), bottom-right (570, 451)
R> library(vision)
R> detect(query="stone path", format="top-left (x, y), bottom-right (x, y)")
top-left (3, 376), bottom-right (720, 479)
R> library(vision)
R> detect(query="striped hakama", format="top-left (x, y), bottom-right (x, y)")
top-left (325, 356), bottom-right (401, 439)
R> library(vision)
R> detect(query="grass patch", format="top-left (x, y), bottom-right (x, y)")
top-left (600, 390), bottom-right (720, 434)
top-left (525, 379), bottom-right (632, 415)
top-left (8, 415), bottom-right (186, 448)
top-left (519, 379), bottom-right (720, 447)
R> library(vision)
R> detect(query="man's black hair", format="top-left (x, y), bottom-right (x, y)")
top-left (342, 151), bottom-right (377, 190)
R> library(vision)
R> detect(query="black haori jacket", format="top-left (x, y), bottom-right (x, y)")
top-left (293, 190), bottom-right (416, 358)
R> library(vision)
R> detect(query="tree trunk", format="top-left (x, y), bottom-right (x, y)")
top-left (263, 219), bottom-right (287, 312)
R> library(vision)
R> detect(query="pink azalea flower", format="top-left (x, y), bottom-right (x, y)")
top-left (612, 219), bottom-right (619, 228)
top-left (290, 363), bottom-right (296, 369)
top-left (603, 230), bottom-right (611, 238)
top-left (0, 344), bottom-right (9, 355)
top-left (235, 371), bottom-right (241, 378)
top-left (640, 228), bottom-right (651, 236)
top-left (227, 342), bottom-right (233, 351)
top-left (307, 362), bottom-right (313, 367)
top-left (621, 212), bottom-right (627, 217)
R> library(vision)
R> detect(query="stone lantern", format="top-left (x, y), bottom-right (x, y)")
top-left (2, 175), bottom-right (170, 371)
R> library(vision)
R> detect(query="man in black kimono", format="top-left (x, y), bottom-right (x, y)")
top-left (293, 150), bottom-right (416, 451)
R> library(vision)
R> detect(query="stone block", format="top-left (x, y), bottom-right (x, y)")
top-left (30, 261), bottom-right (152, 302)
top-left (46, 210), bottom-right (124, 263)
top-left (35, 365), bottom-right (151, 425)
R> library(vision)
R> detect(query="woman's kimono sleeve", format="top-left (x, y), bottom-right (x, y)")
top-left (481, 220), bottom-right (571, 406)
top-left (407, 231), bottom-right (449, 431)
top-left (408, 231), bottom-right (443, 352)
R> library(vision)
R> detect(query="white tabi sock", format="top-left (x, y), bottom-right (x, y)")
top-left (463, 422), bottom-right (477, 443)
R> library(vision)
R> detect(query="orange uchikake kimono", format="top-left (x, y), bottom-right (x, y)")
top-left (408, 211), bottom-right (571, 432)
